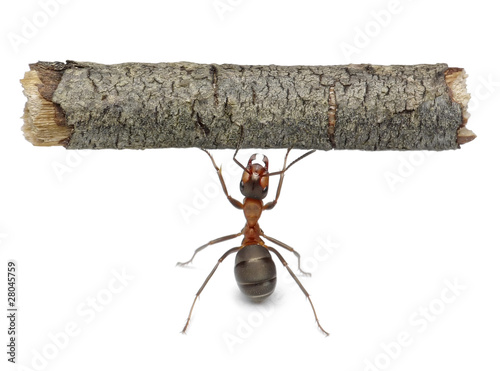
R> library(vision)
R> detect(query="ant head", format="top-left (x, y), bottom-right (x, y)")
top-left (240, 154), bottom-right (269, 200)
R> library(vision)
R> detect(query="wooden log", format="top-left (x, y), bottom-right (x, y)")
top-left (21, 61), bottom-right (474, 150)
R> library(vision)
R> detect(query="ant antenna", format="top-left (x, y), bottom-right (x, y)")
top-left (268, 149), bottom-right (316, 176)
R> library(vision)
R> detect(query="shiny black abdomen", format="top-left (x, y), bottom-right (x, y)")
top-left (234, 244), bottom-right (277, 300)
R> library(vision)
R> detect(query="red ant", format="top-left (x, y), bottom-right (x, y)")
top-left (177, 147), bottom-right (329, 336)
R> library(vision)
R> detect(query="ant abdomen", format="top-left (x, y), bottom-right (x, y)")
top-left (234, 244), bottom-right (277, 300)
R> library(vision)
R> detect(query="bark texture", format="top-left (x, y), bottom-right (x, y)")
top-left (21, 61), bottom-right (474, 150)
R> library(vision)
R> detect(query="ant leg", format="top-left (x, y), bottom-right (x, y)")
top-left (176, 232), bottom-right (243, 266)
top-left (263, 148), bottom-right (291, 210)
top-left (232, 125), bottom-right (248, 172)
top-left (267, 246), bottom-right (329, 336)
top-left (232, 147), bottom-right (247, 173)
top-left (181, 247), bottom-right (240, 334)
top-left (201, 149), bottom-right (243, 210)
top-left (264, 149), bottom-right (316, 210)
top-left (260, 233), bottom-right (311, 276)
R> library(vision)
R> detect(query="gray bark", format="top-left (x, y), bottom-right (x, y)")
top-left (24, 61), bottom-right (471, 150)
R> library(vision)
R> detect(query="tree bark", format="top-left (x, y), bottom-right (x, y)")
top-left (21, 61), bottom-right (475, 150)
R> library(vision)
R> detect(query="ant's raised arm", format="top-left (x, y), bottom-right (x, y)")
top-left (201, 149), bottom-right (243, 210)
top-left (263, 149), bottom-right (315, 210)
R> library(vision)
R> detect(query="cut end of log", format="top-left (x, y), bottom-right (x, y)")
top-left (456, 127), bottom-right (477, 145)
top-left (445, 68), bottom-right (476, 145)
top-left (20, 68), bottom-right (71, 146)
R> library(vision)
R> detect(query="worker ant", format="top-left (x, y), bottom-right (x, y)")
top-left (177, 145), bottom-right (329, 336)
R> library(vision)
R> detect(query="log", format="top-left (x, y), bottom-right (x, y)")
top-left (21, 61), bottom-right (475, 150)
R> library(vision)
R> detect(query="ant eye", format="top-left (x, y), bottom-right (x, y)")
top-left (240, 180), bottom-right (244, 191)
top-left (262, 186), bottom-right (268, 193)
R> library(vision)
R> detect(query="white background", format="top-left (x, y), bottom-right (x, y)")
top-left (1, 0), bottom-right (498, 370)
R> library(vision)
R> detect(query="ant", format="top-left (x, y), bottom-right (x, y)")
top-left (177, 145), bottom-right (329, 336)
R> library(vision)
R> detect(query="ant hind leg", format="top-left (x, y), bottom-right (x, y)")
top-left (266, 245), bottom-right (329, 336)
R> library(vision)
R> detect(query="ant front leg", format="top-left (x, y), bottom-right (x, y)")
top-left (263, 148), bottom-right (291, 210)
top-left (201, 149), bottom-right (243, 210)
top-left (263, 149), bottom-right (316, 210)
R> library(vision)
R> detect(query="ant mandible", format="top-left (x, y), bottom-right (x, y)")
top-left (177, 145), bottom-right (329, 336)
